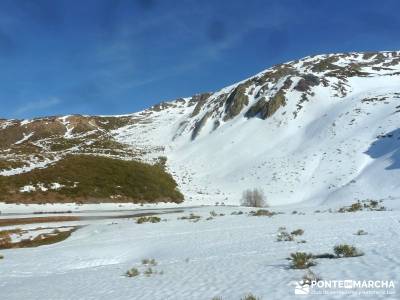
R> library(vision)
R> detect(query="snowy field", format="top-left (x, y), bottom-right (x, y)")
top-left (1, 202), bottom-right (399, 300)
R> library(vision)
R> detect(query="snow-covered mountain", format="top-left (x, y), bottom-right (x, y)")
top-left (2, 51), bottom-right (400, 206)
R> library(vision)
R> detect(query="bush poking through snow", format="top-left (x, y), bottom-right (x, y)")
top-left (0, 254), bottom-right (4, 259)
top-left (355, 229), bottom-right (368, 236)
top-left (290, 252), bottom-right (316, 269)
top-left (178, 213), bottom-right (201, 222)
top-left (333, 244), bottom-right (364, 258)
top-left (240, 293), bottom-right (260, 300)
top-left (0, 231), bottom-right (12, 248)
top-left (277, 227), bottom-right (305, 242)
top-left (231, 211), bottom-right (244, 215)
top-left (291, 229), bottom-right (304, 236)
top-left (136, 216), bottom-right (161, 224)
top-left (144, 267), bottom-right (154, 276)
top-left (338, 202), bottom-right (363, 213)
top-left (338, 200), bottom-right (386, 213)
top-left (241, 188), bottom-right (267, 207)
top-left (142, 258), bottom-right (157, 266)
top-left (210, 211), bottom-right (218, 217)
top-left (249, 209), bottom-right (275, 217)
top-left (125, 268), bottom-right (140, 277)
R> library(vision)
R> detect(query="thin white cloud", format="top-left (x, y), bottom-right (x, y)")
top-left (14, 97), bottom-right (61, 117)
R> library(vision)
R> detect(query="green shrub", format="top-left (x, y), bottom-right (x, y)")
top-left (290, 252), bottom-right (315, 269)
top-left (0, 254), bottom-right (4, 259)
top-left (333, 244), bottom-right (363, 258)
top-left (0, 155), bottom-right (184, 204)
top-left (125, 268), bottom-right (140, 277)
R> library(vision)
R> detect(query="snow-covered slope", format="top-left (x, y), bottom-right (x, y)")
top-left (1, 205), bottom-right (399, 299)
top-left (2, 51), bottom-right (400, 207)
top-left (114, 51), bottom-right (400, 206)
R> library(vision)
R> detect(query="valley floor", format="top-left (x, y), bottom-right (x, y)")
top-left (0, 204), bottom-right (399, 300)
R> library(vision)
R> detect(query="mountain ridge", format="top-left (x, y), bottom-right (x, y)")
top-left (1, 51), bottom-right (400, 205)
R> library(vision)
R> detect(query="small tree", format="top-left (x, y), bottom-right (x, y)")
top-left (241, 188), bottom-right (267, 207)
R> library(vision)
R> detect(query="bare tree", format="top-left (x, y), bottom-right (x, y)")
top-left (241, 188), bottom-right (267, 207)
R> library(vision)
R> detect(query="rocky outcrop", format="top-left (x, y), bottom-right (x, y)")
top-left (245, 90), bottom-right (287, 120)
top-left (190, 93), bottom-right (212, 117)
top-left (223, 82), bottom-right (252, 121)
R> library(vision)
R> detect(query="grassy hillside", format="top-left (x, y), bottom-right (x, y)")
top-left (0, 155), bottom-right (183, 204)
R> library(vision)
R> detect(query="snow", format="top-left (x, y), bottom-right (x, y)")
top-left (0, 157), bottom-right (60, 176)
top-left (59, 115), bottom-right (74, 138)
top-left (14, 132), bottom-right (34, 144)
top-left (0, 205), bottom-right (399, 299)
top-left (50, 182), bottom-right (64, 190)
top-left (112, 52), bottom-right (400, 207)
top-left (17, 182), bottom-right (64, 194)
top-left (1, 52), bottom-right (400, 299)
top-left (0, 201), bottom-right (186, 215)
top-left (19, 185), bottom-right (36, 193)
top-left (20, 119), bottom-right (33, 126)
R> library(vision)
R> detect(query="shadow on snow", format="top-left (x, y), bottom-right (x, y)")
top-left (365, 128), bottom-right (400, 170)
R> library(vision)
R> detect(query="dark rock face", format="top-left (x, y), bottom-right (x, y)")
top-left (191, 112), bottom-right (212, 140)
top-left (245, 90), bottom-right (287, 120)
top-left (190, 93), bottom-right (212, 117)
top-left (223, 82), bottom-right (252, 121)
top-left (294, 74), bottom-right (320, 92)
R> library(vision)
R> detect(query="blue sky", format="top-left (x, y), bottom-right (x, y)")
top-left (1, 0), bottom-right (400, 119)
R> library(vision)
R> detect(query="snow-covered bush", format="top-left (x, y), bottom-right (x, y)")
top-left (276, 231), bottom-right (294, 242)
top-left (302, 270), bottom-right (322, 285)
top-left (241, 188), bottom-right (267, 207)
